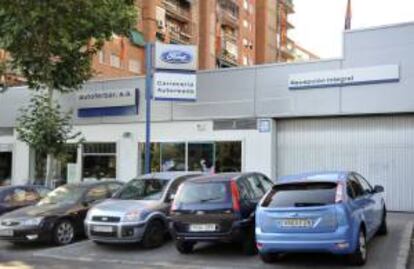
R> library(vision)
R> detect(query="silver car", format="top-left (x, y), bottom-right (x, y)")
top-left (84, 172), bottom-right (201, 248)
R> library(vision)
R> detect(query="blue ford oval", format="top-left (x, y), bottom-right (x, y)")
top-left (161, 50), bottom-right (192, 64)
top-left (255, 171), bottom-right (387, 266)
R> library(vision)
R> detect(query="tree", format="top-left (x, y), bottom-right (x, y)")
top-left (16, 94), bottom-right (83, 186)
top-left (0, 1), bottom-right (137, 186)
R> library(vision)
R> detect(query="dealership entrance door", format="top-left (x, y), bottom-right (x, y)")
top-left (0, 152), bottom-right (12, 186)
top-left (276, 115), bottom-right (414, 212)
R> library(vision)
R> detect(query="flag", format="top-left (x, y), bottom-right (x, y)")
top-left (345, 0), bottom-right (352, 30)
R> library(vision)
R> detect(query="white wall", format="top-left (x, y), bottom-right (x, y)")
top-left (72, 120), bottom-right (276, 180)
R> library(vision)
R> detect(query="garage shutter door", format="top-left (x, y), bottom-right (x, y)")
top-left (276, 115), bottom-right (414, 212)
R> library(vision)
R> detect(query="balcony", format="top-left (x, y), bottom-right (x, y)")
top-left (166, 27), bottom-right (192, 44)
top-left (217, 50), bottom-right (238, 68)
top-left (218, 0), bottom-right (239, 28)
top-left (163, 0), bottom-right (192, 22)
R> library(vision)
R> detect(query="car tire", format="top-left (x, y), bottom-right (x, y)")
top-left (142, 220), bottom-right (165, 249)
top-left (242, 228), bottom-right (258, 255)
top-left (259, 252), bottom-right (279, 263)
top-left (176, 240), bottom-right (195, 254)
top-left (348, 229), bottom-right (367, 266)
top-left (377, 208), bottom-right (388, 236)
top-left (53, 219), bottom-right (75, 246)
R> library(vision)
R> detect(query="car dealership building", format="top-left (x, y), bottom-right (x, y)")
top-left (1, 22), bottom-right (414, 211)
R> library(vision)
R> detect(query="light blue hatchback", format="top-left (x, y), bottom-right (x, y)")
top-left (255, 171), bottom-right (387, 266)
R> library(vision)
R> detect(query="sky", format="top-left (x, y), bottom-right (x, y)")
top-left (290, 0), bottom-right (414, 58)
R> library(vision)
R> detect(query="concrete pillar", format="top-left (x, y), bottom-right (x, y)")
top-left (13, 139), bottom-right (30, 185)
top-left (117, 133), bottom-right (138, 182)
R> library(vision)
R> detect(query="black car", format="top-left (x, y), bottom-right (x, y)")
top-left (0, 185), bottom-right (51, 216)
top-left (0, 181), bottom-right (122, 245)
top-left (170, 172), bottom-right (274, 255)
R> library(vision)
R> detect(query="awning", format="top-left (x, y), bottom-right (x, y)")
top-left (129, 29), bottom-right (145, 47)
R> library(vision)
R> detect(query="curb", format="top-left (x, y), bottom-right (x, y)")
top-left (396, 221), bottom-right (413, 269)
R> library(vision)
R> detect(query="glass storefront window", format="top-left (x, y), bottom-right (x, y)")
top-left (161, 143), bottom-right (185, 172)
top-left (215, 141), bottom-right (242, 173)
top-left (0, 152), bottom-right (12, 186)
top-left (140, 141), bottom-right (241, 174)
top-left (82, 143), bottom-right (116, 181)
top-left (188, 143), bottom-right (214, 172)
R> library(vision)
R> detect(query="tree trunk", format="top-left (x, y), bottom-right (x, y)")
top-left (45, 153), bottom-right (54, 188)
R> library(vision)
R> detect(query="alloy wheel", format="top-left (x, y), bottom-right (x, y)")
top-left (56, 221), bottom-right (74, 245)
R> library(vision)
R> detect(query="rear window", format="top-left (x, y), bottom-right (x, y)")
top-left (175, 182), bottom-right (230, 204)
top-left (261, 182), bottom-right (337, 208)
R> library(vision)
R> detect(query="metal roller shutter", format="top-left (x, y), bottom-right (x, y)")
top-left (276, 115), bottom-right (414, 212)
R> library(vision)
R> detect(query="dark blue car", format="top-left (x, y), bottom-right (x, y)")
top-left (256, 171), bottom-right (387, 266)
top-left (0, 185), bottom-right (51, 216)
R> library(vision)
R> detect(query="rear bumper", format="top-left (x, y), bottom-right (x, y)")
top-left (256, 226), bottom-right (356, 255)
top-left (171, 221), bottom-right (248, 243)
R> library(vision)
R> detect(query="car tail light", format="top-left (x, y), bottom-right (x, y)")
top-left (230, 180), bottom-right (240, 212)
top-left (335, 182), bottom-right (346, 203)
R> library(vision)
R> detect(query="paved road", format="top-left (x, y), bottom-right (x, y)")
top-left (0, 213), bottom-right (413, 269)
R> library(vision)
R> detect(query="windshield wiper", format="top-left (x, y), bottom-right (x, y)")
top-left (199, 197), bottom-right (222, 203)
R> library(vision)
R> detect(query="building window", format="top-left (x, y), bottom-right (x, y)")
top-left (243, 56), bottom-right (248, 65)
top-left (243, 0), bottom-right (249, 10)
top-left (82, 143), bottom-right (116, 181)
top-left (140, 141), bottom-right (242, 174)
top-left (0, 152), bottom-right (12, 186)
top-left (128, 59), bottom-right (141, 74)
top-left (110, 54), bottom-right (121, 68)
top-left (243, 38), bottom-right (248, 46)
top-left (98, 50), bottom-right (105, 64)
top-left (243, 20), bottom-right (249, 28)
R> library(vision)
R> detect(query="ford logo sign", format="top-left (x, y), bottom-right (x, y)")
top-left (161, 50), bottom-right (192, 64)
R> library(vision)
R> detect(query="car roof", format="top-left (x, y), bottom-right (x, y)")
top-left (137, 171), bottom-right (203, 181)
top-left (278, 171), bottom-right (351, 184)
top-left (187, 172), bottom-right (257, 183)
top-left (64, 180), bottom-right (121, 188)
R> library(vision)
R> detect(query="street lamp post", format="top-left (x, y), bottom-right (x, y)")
top-left (144, 43), bottom-right (154, 174)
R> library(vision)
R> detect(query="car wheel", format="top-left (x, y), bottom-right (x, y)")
top-left (242, 228), bottom-right (258, 255)
top-left (377, 208), bottom-right (388, 236)
top-left (259, 253), bottom-right (279, 263)
top-left (176, 240), bottom-right (195, 254)
top-left (142, 220), bottom-right (165, 249)
top-left (348, 229), bottom-right (367, 266)
top-left (53, 220), bottom-right (75, 246)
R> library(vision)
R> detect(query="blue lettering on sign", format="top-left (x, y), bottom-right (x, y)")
top-left (161, 50), bottom-right (192, 64)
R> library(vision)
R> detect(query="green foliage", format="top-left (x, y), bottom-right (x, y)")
top-left (16, 93), bottom-right (83, 157)
top-left (0, 0), bottom-right (137, 92)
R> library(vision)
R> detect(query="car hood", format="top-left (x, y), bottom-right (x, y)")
top-left (92, 199), bottom-right (160, 214)
top-left (0, 203), bottom-right (74, 219)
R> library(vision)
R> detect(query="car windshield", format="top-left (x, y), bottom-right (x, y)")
top-left (114, 178), bottom-right (169, 201)
top-left (175, 182), bottom-right (229, 204)
top-left (38, 185), bottom-right (83, 205)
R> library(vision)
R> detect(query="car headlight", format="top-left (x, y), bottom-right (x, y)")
top-left (21, 217), bottom-right (43, 226)
top-left (124, 210), bottom-right (142, 222)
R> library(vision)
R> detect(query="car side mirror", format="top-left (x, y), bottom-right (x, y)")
top-left (374, 185), bottom-right (384, 193)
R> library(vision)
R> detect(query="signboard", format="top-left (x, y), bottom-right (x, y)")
top-left (154, 42), bottom-right (198, 71)
top-left (153, 72), bottom-right (196, 101)
top-left (77, 89), bottom-right (139, 118)
top-left (289, 65), bottom-right (400, 90)
top-left (258, 119), bottom-right (272, 133)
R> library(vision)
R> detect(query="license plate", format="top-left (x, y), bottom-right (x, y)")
top-left (0, 229), bottom-right (13, 237)
top-left (189, 224), bottom-right (217, 232)
top-left (280, 218), bottom-right (313, 228)
top-left (92, 226), bottom-right (113, 233)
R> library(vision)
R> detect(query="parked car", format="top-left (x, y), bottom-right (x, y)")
top-left (170, 172), bottom-right (274, 255)
top-left (0, 181), bottom-right (122, 245)
top-left (85, 172), bottom-right (202, 248)
top-left (0, 185), bottom-right (51, 216)
top-left (256, 171), bottom-right (387, 266)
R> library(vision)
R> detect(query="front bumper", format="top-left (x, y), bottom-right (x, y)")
top-left (85, 220), bottom-right (147, 244)
top-left (256, 226), bottom-right (355, 255)
top-left (0, 225), bottom-right (51, 243)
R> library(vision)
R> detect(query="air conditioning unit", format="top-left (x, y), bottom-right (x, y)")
top-left (157, 20), bottom-right (165, 30)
